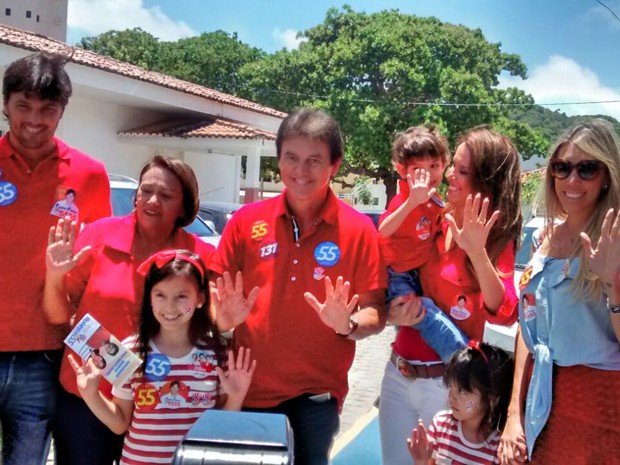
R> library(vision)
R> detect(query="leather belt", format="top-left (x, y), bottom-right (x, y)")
top-left (390, 351), bottom-right (446, 380)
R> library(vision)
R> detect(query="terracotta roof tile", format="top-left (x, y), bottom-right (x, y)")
top-left (119, 117), bottom-right (276, 140)
top-left (0, 23), bottom-right (287, 119)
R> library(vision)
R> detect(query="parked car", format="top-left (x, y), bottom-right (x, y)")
top-left (198, 201), bottom-right (242, 235)
top-left (483, 215), bottom-right (544, 352)
top-left (357, 209), bottom-right (384, 229)
top-left (109, 174), bottom-right (221, 247)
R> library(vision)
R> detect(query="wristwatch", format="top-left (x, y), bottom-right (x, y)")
top-left (607, 299), bottom-right (620, 314)
top-left (336, 316), bottom-right (359, 337)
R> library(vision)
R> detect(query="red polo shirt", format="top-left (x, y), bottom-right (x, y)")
top-left (0, 134), bottom-right (111, 351)
top-left (379, 180), bottom-right (444, 272)
top-left (392, 221), bottom-right (518, 361)
top-left (209, 189), bottom-right (386, 409)
top-left (60, 213), bottom-right (214, 399)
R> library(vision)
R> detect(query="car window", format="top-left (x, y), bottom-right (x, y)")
top-left (515, 226), bottom-right (536, 269)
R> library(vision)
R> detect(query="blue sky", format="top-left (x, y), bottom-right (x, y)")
top-left (67, 0), bottom-right (620, 119)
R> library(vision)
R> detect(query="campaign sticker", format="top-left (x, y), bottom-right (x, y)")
top-left (314, 242), bottom-right (340, 267)
top-left (313, 266), bottom-right (325, 280)
top-left (416, 216), bottom-right (432, 240)
top-left (50, 187), bottom-right (79, 221)
top-left (519, 266), bottom-right (533, 291)
top-left (250, 220), bottom-right (269, 242)
top-left (259, 242), bottom-right (278, 259)
top-left (157, 380), bottom-right (190, 409)
top-left (0, 181), bottom-right (18, 206)
top-left (134, 382), bottom-right (160, 411)
top-left (450, 294), bottom-right (471, 320)
top-left (522, 293), bottom-right (537, 321)
top-left (192, 351), bottom-right (216, 379)
top-left (144, 353), bottom-right (172, 381)
top-left (189, 389), bottom-right (217, 408)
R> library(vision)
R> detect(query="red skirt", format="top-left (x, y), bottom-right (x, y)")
top-left (531, 364), bottom-right (620, 465)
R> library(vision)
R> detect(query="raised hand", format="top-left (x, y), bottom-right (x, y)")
top-left (581, 208), bottom-right (620, 291)
top-left (46, 216), bottom-right (91, 278)
top-left (210, 271), bottom-right (259, 331)
top-left (304, 276), bottom-right (359, 334)
top-left (407, 420), bottom-right (432, 463)
top-left (446, 193), bottom-right (499, 256)
top-left (387, 294), bottom-right (425, 327)
top-left (406, 169), bottom-right (437, 208)
top-left (68, 353), bottom-right (102, 398)
top-left (216, 347), bottom-right (256, 408)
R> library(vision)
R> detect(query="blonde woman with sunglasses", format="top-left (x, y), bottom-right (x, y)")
top-left (499, 119), bottom-right (620, 465)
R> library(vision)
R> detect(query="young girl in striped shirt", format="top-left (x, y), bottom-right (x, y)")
top-left (69, 249), bottom-right (255, 465)
top-left (407, 341), bottom-right (513, 465)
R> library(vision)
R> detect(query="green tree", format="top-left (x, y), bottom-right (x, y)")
top-left (354, 176), bottom-right (373, 205)
top-left (79, 28), bottom-right (161, 70)
top-left (240, 6), bottom-right (547, 205)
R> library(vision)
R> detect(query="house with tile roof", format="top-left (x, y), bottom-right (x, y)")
top-left (0, 22), bottom-right (286, 203)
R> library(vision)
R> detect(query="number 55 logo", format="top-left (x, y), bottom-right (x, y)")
top-left (250, 220), bottom-right (269, 241)
top-left (314, 242), bottom-right (340, 267)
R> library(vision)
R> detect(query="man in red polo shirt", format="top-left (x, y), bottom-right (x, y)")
top-left (0, 52), bottom-right (110, 465)
top-left (209, 108), bottom-right (387, 465)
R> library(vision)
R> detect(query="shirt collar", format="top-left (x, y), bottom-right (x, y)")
top-left (274, 188), bottom-right (340, 225)
top-left (102, 213), bottom-right (137, 254)
top-left (0, 134), bottom-right (71, 160)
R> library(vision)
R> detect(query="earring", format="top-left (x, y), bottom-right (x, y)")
top-left (603, 185), bottom-right (609, 189)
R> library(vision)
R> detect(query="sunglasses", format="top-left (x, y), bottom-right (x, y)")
top-left (549, 160), bottom-right (604, 181)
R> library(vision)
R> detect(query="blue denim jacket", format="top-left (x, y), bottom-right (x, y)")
top-left (519, 253), bottom-right (620, 458)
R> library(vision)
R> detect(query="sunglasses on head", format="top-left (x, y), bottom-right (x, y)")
top-left (549, 159), bottom-right (604, 181)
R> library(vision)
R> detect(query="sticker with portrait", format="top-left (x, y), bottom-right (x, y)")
top-left (50, 186), bottom-right (79, 221)
top-left (521, 293), bottom-right (537, 322)
top-left (449, 294), bottom-right (472, 320)
top-left (157, 380), bottom-right (190, 409)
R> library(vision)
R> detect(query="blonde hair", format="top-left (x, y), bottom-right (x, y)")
top-left (543, 119), bottom-right (620, 300)
top-left (446, 126), bottom-right (522, 277)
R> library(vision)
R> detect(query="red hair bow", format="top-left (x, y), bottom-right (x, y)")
top-left (468, 339), bottom-right (489, 365)
top-left (136, 249), bottom-right (204, 280)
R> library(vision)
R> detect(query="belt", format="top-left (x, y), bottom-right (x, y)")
top-left (390, 351), bottom-right (446, 380)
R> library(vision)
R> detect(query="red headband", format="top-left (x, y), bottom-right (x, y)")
top-left (468, 340), bottom-right (489, 365)
top-left (137, 249), bottom-right (205, 280)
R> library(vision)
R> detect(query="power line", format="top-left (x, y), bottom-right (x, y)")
top-left (250, 86), bottom-right (620, 108)
top-left (597, 0), bottom-right (620, 23)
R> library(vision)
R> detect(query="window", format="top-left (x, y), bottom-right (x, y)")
top-left (5, 8), bottom-right (11, 16)
top-left (26, 10), bottom-right (31, 18)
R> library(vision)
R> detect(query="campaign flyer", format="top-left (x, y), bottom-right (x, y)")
top-left (64, 313), bottom-right (141, 387)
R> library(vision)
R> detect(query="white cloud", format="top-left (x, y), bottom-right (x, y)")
top-left (68, 0), bottom-right (196, 41)
top-left (582, 1), bottom-right (620, 31)
top-left (499, 55), bottom-right (620, 120)
top-left (272, 28), bottom-right (304, 50)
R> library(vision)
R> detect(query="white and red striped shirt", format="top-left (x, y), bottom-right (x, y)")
top-left (112, 336), bottom-right (223, 465)
top-left (427, 410), bottom-right (500, 465)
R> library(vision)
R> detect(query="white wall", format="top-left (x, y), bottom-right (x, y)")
top-left (1, 0), bottom-right (67, 41)
top-left (58, 95), bottom-right (156, 176)
top-left (186, 151), bottom-right (240, 203)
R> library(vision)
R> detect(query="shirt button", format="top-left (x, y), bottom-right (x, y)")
top-left (291, 276), bottom-right (297, 282)
top-left (426, 203), bottom-right (431, 208)
top-left (27, 169), bottom-right (32, 174)
top-left (293, 260), bottom-right (298, 265)
top-left (296, 243), bottom-right (301, 248)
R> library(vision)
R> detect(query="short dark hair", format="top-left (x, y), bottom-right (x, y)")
top-left (3, 52), bottom-right (72, 107)
top-left (65, 188), bottom-right (76, 197)
top-left (276, 108), bottom-right (344, 164)
top-left (138, 156), bottom-right (199, 228)
top-left (391, 125), bottom-right (450, 166)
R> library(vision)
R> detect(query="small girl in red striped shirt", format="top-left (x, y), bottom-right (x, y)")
top-left (69, 249), bottom-right (256, 465)
top-left (407, 341), bottom-right (513, 465)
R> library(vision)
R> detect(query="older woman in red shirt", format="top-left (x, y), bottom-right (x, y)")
top-left (379, 126), bottom-right (522, 465)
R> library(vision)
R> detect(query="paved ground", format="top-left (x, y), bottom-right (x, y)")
top-left (338, 325), bottom-right (396, 436)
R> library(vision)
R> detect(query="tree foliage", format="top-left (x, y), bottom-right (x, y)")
top-left (239, 6), bottom-right (547, 201)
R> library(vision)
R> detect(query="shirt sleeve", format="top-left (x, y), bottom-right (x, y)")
top-left (354, 221), bottom-right (387, 294)
top-left (427, 414), bottom-right (439, 459)
top-left (485, 242), bottom-right (519, 326)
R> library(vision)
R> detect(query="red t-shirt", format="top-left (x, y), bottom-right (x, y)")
top-left (60, 214), bottom-right (214, 399)
top-left (209, 189), bottom-right (387, 409)
top-left (0, 134), bottom-right (111, 351)
top-left (393, 221), bottom-right (517, 361)
top-left (379, 180), bottom-right (444, 272)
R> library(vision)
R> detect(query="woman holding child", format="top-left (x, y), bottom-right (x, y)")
top-left (43, 156), bottom-right (214, 465)
top-left (379, 125), bottom-right (522, 465)
top-left (499, 120), bottom-right (620, 464)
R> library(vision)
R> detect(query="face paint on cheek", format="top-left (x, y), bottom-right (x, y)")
top-left (185, 304), bottom-right (192, 315)
top-left (464, 399), bottom-right (479, 413)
